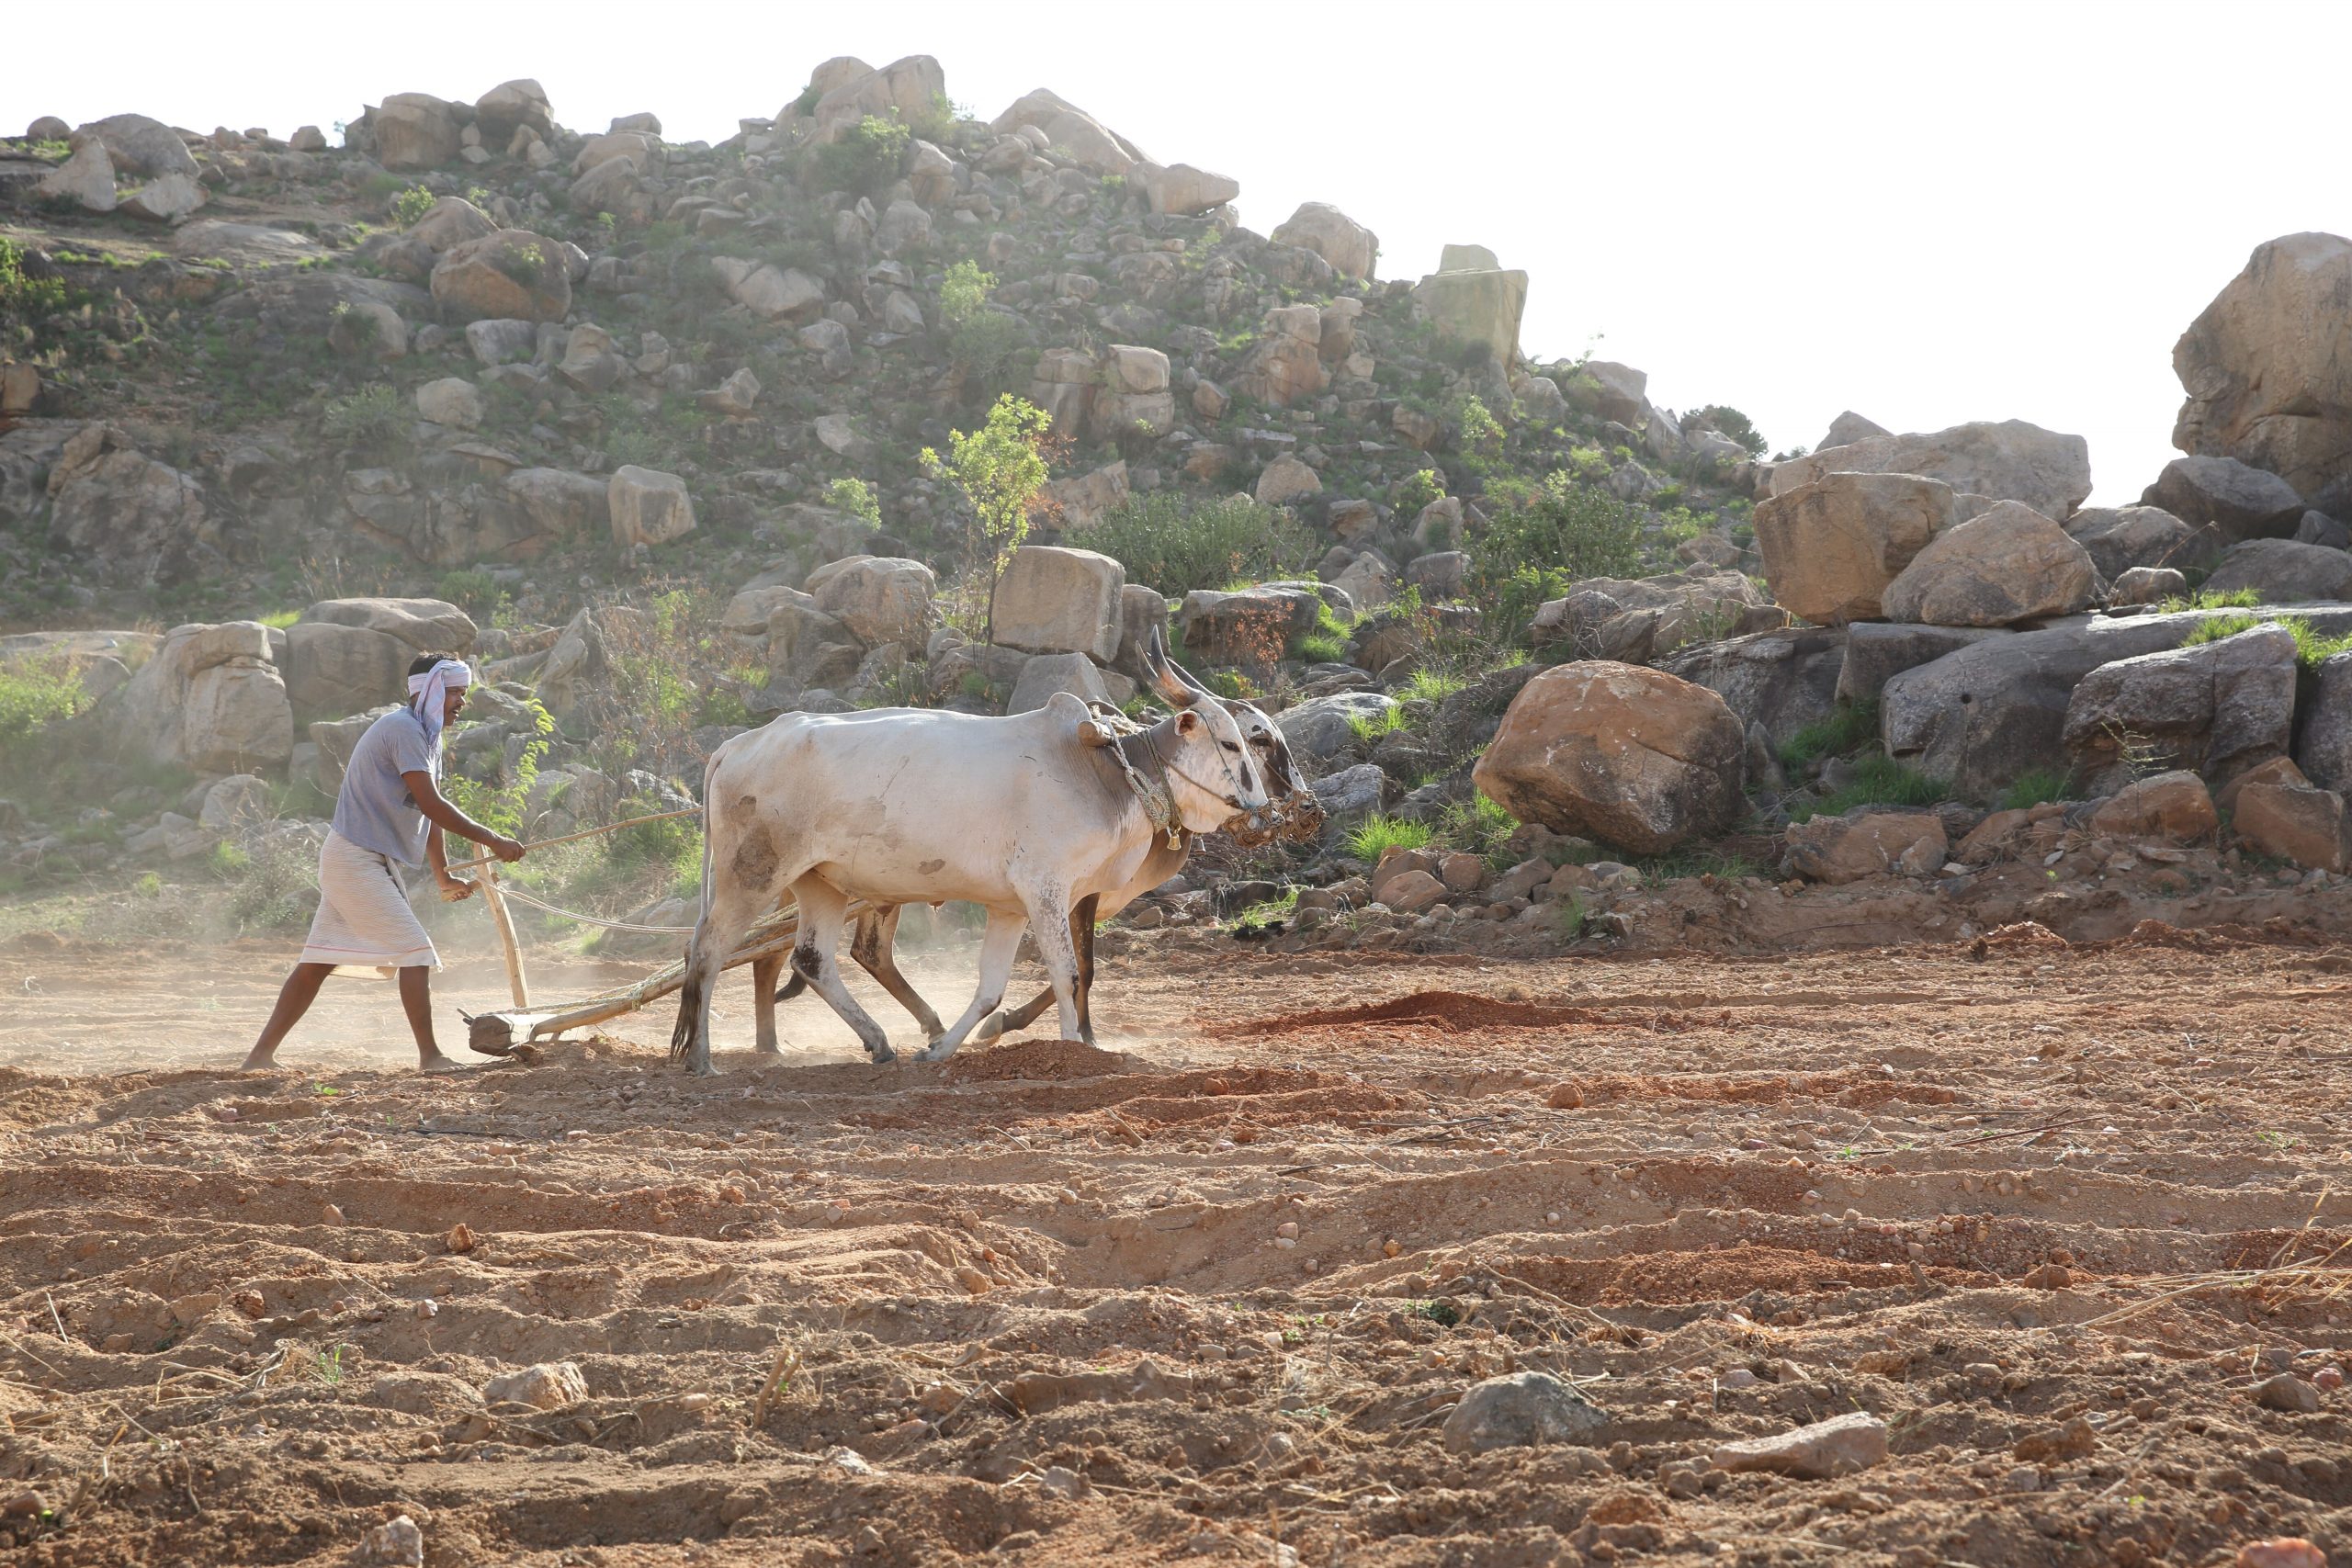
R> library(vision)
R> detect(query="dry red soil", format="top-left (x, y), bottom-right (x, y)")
top-left (1, 924), bottom-right (2348, 1566)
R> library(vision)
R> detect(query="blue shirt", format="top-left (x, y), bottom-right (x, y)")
top-left (331, 707), bottom-right (439, 866)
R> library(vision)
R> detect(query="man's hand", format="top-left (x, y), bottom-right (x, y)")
top-left (490, 834), bottom-right (526, 864)
top-left (436, 874), bottom-right (477, 904)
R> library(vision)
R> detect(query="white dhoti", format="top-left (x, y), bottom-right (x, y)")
top-left (298, 830), bottom-right (438, 975)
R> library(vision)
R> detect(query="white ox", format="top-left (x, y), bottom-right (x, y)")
top-left (668, 663), bottom-right (1272, 1075)
top-left (753, 661), bottom-right (1326, 1052)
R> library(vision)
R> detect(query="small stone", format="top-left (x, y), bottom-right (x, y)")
top-left (2020, 1262), bottom-right (2074, 1290)
top-left (1036, 1464), bottom-right (1089, 1499)
top-left (355, 1514), bottom-right (424, 1567)
top-left (953, 1266), bottom-right (993, 1294)
top-left (1546, 1082), bottom-right (1584, 1109)
top-left (1719, 1368), bottom-right (1758, 1390)
top-left (1275, 1221), bottom-right (1299, 1240)
top-left (230, 1290), bottom-right (265, 1319)
top-left (2253, 1373), bottom-right (2321, 1414)
top-left (2003, 1464), bottom-right (2041, 1494)
top-left (1382, 1238), bottom-right (1401, 1258)
top-left (414, 1299), bottom-right (438, 1319)
top-left (1710, 1412), bottom-right (1889, 1479)
top-left (2237, 1541), bottom-right (2327, 1568)
top-left (482, 1360), bottom-right (588, 1411)
top-left (321, 1203), bottom-right (345, 1225)
top-left (2314, 1365), bottom-right (2345, 1391)
top-left (1441, 1371), bottom-right (1608, 1454)
top-left (2, 1492), bottom-right (47, 1518)
top-left (445, 1223), bottom-right (477, 1254)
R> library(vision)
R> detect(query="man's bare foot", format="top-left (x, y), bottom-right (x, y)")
top-left (238, 1051), bottom-right (285, 1072)
top-left (418, 1053), bottom-right (467, 1075)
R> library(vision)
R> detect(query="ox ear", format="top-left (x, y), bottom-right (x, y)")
top-left (1143, 624), bottom-right (1198, 707)
top-left (1173, 708), bottom-right (1203, 736)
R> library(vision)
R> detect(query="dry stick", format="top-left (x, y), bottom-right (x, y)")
top-left (44, 1292), bottom-right (67, 1343)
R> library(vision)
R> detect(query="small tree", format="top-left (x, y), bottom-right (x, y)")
top-left (923, 395), bottom-right (1055, 640)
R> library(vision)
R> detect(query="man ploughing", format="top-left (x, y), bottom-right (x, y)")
top-left (242, 654), bottom-right (525, 1073)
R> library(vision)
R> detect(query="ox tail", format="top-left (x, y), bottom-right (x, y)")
top-left (668, 753), bottom-right (724, 1064)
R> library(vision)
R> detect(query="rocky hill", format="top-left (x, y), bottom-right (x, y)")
top-left (6, 58), bottom-right (2352, 953)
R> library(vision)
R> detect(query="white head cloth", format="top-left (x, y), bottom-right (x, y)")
top-left (406, 658), bottom-right (473, 744)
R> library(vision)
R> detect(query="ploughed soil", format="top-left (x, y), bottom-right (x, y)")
top-left (1, 923), bottom-right (2349, 1566)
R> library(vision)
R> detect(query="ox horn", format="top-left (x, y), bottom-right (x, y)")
top-left (1143, 624), bottom-right (1199, 707)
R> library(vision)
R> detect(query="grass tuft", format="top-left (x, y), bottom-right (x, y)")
top-left (1788, 754), bottom-right (1949, 823)
top-left (1348, 814), bottom-right (1433, 862)
top-left (1778, 701), bottom-right (1879, 769)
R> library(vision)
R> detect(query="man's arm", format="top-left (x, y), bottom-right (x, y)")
top-left (402, 771), bottom-right (526, 863)
top-left (425, 818), bottom-right (477, 901)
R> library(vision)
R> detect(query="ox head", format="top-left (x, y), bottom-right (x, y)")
top-left (1141, 626), bottom-right (1326, 846)
top-left (1137, 626), bottom-right (1273, 833)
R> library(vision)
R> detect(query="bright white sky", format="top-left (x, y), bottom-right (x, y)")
top-left (17, 0), bottom-right (2349, 502)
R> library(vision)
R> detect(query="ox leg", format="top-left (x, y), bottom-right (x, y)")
top-left (788, 878), bottom-right (896, 1065)
top-left (1020, 885), bottom-right (1085, 1043)
top-left (855, 906), bottom-right (947, 1043)
top-left (919, 910), bottom-right (1025, 1063)
top-left (673, 882), bottom-right (767, 1077)
top-left (750, 951), bottom-right (784, 1055)
top-left (978, 895), bottom-right (1095, 1043)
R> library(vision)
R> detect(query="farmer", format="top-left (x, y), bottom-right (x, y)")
top-left (242, 653), bottom-right (525, 1074)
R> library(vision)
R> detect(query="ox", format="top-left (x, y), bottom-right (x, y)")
top-left (668, 641), bottom-right (1272, 1075)
top-left (752, 644), bottom-right (1325, 1052)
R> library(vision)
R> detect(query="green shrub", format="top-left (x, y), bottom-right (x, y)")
top-left (1072, 491), bottom-right (1313, 596)
top-left (790, 83), bottom-right (821, 117)
top-left (2180, 612), bottom-right (2352, 668)
top-left (826, 477), bottom-right (882, 528)
top-left (814, 113), bottom-right (910, 198)
top-left (1470, 471), bottom-right (1643, 628)
top-left (1437, 795), bottom-right (1517, 863)
top-left (1453, 394), bottom-right (1505, 468)
top-left (443, 699), bottom-right (554, 840)
top-left (1293, 602), bottom-right (1349, 664)
top-left (322, 383), bottom-right (407, 450)
top-left (1685, 405), bottom-right (1768, 457)
top-left (1349, 814), bottom-right (1433, 862)
top-left (948, 310), bottom-right (1032, 399)
top-left (1788, 755), bottom-right (1948, 822)
top-left (390, 185), bottom-right (435, 227)
top-left (0, 658), bottom-right (86, 745)
top-left (1777, 701), bottom-right (1880, 768)
top-left (939, 259), bottom-right (992, 326)
top-left (435, 569), bottom-right (503, 614)
top-left (0, 236), bottom-right (70, 319)
top-left (2159, 587), bottom-right (2260, 613)
top-left (1396, 468), bottom-right (1445, 514)
top-left (1348, 706), bottom-right (1406, 744)
top-left (1396, 667), bottom-right (1465, 705)
top-left (1996, 767), bottom-right (2073, 811)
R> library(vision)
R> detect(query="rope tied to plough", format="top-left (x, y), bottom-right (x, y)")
top-left (492, 882), bottom-right (697, 935)
top-left (442, 805), bottom-right (702, 874)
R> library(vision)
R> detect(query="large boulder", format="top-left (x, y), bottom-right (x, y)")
top-left (1237, 308), bottom-right (1327, 409)
top-left (1769, 420), bottom-right (2092, 520)
top-left (1658, 626), bottom-right (1847, 749)
top-left (36, 137), bottom-right (116, 212)
top-left (2143, 455), bottom-right (2311, 546)
top-left (408, 196), bottom-right (496, 254)
top-left (1178, 586), bottom-right (1323, 666)
top-left (1276, 692), bottom-right (1399, 768)
top-left (1529, 566), bottom-right (1778, 663)
top-left (2170, 231), bottom-right (2352, 509)
top-left (1256, 452), bottom-right (1323, 506)
top-left (809, 556), bottom-right (937, 649)
top-left (76, 113), bottom-right (198, 179)
top-left (710, 256), bottom-right (825, 322)
top-left (2297, 652), bottom-right (2352, 791)
top-left (473, 79), bottom-right (553, 143)
top-left (43, 423), bottom-right (211, 587)
top-left (1783, 810), bottom-right (1947, 884)
top-left (607, 466), bottom-right (695, 548)
top-left (284, 597), bottom-right (477, 719)
top-left (1882, 607), bottom-right (2352, 796)
top-left (2061, 622), bottom-right (2298, 795)
top-left (496, 468), bottom-right (609, 555)
top-left (991, 545), bottom-right (1125, 661)
top-left (109, 621), bottom-right (292, 776)
top-left (429, 230), bottom-right (571, 323)
top-left (371, 94), bottom-right (464, 170)
top-left (2063, 504), bottom-right (2198, 581)
top-left (2087, 771), bottom-right (2219, 842)
top-left (1472, 663), bottom-right (1745, 854)
top-left (989, 88), bottom-right (1147, 174)
top-left (1837, 623), bottom-right (2009, 708)
top-left (1007, 651), bottom-right (1114, 715)
top-left (1752, 471), bottom-right (1956, 626)
top-left (2233, 776), bottom-right (2349, 873)
top-left (1881, 502), bottom-right (2098, 627)
top-left (1270, 203), bottom-right (1378, 280)
top-left (814, 55), bottom-right (946, 141)
top-left (2202, 538), bottom-right (2352, 604)
top-left (1411, 252), bottom-right (1526, 372)
top-left (1137, 163), bottom-right (1239, 218)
